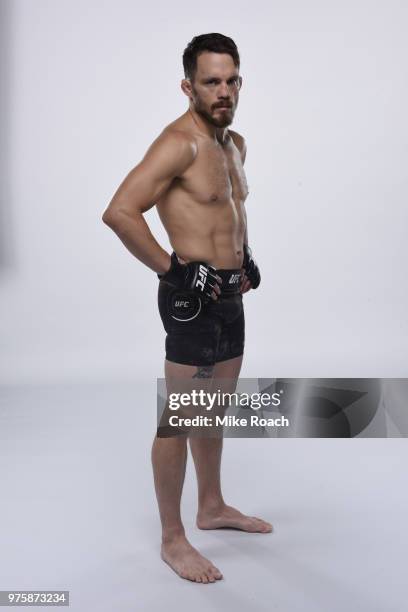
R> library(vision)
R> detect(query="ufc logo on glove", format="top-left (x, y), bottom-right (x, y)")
top-left (195, 265), bottom-right (208, 291)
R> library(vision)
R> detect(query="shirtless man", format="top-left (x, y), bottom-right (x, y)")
top-left (102, 33), bottom-right (272, 584)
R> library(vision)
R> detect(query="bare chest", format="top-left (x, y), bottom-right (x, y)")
top-left (181, 140), bottom-right (249, 204)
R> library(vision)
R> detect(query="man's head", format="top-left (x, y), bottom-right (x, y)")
top-left (182, 33), bottom-right (242, 128)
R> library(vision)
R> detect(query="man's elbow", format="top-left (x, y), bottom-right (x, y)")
top-left (102, 206), bottom-right (128, 229)
top-left (102, 199), bottom-right (145, 229)
top-left (102, 207), bottom-right (116, 228)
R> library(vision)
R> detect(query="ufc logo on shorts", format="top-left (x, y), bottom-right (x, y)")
top-left (229, 273), bottom-right (241, 284)
top-left (195, 265), bottom-right (208, 291)
top-left (175, 300), bottom-right (189, 308)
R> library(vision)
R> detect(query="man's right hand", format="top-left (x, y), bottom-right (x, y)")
top-left (159, 252), bottom-right (222, 302)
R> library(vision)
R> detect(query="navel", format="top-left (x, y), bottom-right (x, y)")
top-left (210, 193), bottom-right (218, 201)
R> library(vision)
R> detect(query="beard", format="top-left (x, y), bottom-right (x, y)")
top-left (192, 90), bottom-right (235, 128)
top-left (198, 107), bottom-right (233, 128)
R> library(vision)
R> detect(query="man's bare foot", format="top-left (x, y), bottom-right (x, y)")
top-left (197, 503), bottom-right (273, 533)
top-left (161, 535), bottom-right (223, 583)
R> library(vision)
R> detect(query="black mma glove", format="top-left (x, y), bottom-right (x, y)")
top-left (243, 244), bottom-right (261, 289)
top-left (158, 252), bottom-right (220, 302)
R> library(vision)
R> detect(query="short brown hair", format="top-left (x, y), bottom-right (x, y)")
top-left (182, 33), bottom-right (240, 81)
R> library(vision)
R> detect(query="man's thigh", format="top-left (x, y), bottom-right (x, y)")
top-left (157, 360), bottom-right (215, 438)
top-left (212, 354), bottom-right (243, 382)
top-left (158, 281), bottom-right (221, 367)
top-left (160, 357), bottom-right (244, 437)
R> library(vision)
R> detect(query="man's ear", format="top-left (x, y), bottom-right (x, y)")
top-left (239, 75), bottom-right (243, 90)
top-left (181, 78), bottom-right (193, 99)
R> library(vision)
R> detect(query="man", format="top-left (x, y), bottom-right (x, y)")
top-left (102, 33), bottom-right (272, 584)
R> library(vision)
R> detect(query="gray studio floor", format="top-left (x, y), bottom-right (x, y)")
top-left (0, 381), bottom-right (406, 612)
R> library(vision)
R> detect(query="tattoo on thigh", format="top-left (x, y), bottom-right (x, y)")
top-left (193, 366), bottom-right (214, 379)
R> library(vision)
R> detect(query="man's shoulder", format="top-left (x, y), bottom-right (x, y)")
top-left (228, 129), bottom-right (247, 162)
top-left (151, 125), bottom-right (198, 167)
top-left (228, 129), bottom-right (246, 153)
top-left (160, 114), bottom-right (197, 147)
top-left (159, 125), bottom-right (197, 148)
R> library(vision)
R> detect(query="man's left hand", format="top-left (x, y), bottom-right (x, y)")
top-left (240, 245), bottom-right (261, 293)
top-left (240, 269), bottom-right (253, 293)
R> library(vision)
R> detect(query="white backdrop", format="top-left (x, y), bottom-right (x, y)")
top-left (1, 0), bottom-right (407, 384)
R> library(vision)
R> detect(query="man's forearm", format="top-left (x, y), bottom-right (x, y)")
top-left (103, 210), bottom-right (170, 275)
top-left (243, 207), bottom-right (248, 245)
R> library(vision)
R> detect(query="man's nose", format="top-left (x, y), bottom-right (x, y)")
top-left (217, 82), bottom-right (231, 97)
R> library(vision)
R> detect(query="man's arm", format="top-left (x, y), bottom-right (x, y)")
top-left (229, 130), bottom-right (248, 243)
top-left (229, 130), bottom-right (260, 291)
top-left (102, 130), bottom-right (197, 274)
top-left (239, 138), bottom-right (249, 245)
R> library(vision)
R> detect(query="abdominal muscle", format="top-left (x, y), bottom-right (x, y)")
top-left (157, 194), bottom-right (245, 269)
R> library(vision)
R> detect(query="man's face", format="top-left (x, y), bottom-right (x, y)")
top-left (188, 52), bottom-right (241, 128)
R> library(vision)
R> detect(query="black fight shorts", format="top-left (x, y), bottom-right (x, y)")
top-left (158, 268), bottom-right (245, 366)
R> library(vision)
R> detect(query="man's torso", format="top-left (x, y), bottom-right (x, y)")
top-left (156, 112), bottom-right (249, 269)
